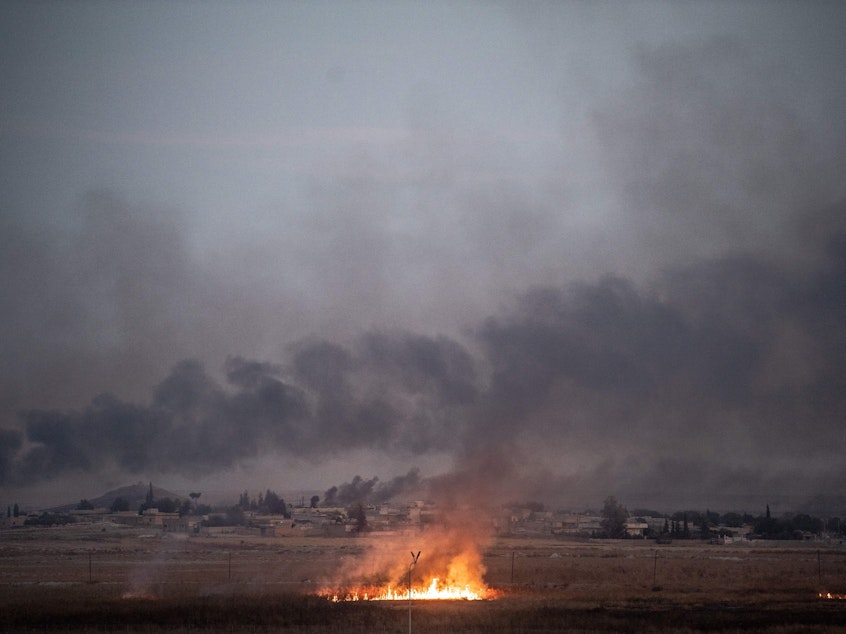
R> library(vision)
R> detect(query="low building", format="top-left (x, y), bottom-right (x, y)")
top-left (624, 521), bottom-right (649, 537)
top-left (551, 513), bottom-right (602, 536)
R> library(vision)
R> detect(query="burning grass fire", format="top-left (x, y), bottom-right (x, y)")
top-left (319, 529), bottom-right (498, 602)
top-left (321, 550), bottom-right (497, 603)
top-left (325, 577), bottom-right (495, 602)
top-left (318, 496), bottom-right (500, 603)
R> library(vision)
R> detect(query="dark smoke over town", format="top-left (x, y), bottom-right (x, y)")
top-left (1, 2), bottom-right (844, 511)
top-left (3, 206), bottom-right (845, 509)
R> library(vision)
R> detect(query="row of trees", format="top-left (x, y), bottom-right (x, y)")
top-left (5, 486), bottom-right (324, 530)
top-left (201, 489), bottom-right (295, 527)
top-left (75, 495), bottom-right (210, 516)
top-left (69, 487), bottom-right (300, 525)
top-left (599, 496), bottom-right (845, 540)
top-left (237, 489), bottom-right (291, 517)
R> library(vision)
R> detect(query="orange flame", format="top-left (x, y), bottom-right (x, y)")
top-left (322, 541), bottom-right (496, 602)
top-left (319, 501), bottom-right (497, 602)
top-left (820, 592), bottom-right (846, 600)
top-left (327, 576), bottom-right (494, 602)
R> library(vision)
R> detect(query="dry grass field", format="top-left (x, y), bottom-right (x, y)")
top-left (2, 524), bottom-right (846, 632)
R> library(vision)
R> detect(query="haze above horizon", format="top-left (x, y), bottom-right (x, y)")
top-left (1, 1), bottom-right (844, 512)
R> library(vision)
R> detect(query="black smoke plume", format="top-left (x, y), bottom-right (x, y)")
top-left (323, 468), bottom-right (422, 507)
top-left (2, 203), bottom-right (844, 508)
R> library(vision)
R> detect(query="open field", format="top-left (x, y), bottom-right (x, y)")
top-left (3, 524), bottom-right (846, 632)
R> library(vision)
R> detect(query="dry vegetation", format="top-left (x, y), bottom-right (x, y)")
top-left (2, 524), bottom-right (846, 632)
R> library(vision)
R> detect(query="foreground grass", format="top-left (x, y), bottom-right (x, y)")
top-left (4, 528), bottom-right (846, 631)
top-left (4, 588), bottom-right (846, 633)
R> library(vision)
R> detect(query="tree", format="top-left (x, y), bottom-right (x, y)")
top-left (791, 513), bottom-right (823, 535)
top-left (239, 490), bottom-right (251, 510)
top-left (754, 510), bottom-right (779, 538)
top-left (13, 503), bottom-right (20, 518)
top-left (310, 495), bottom-right (320, 509)
top-left (76, 499), bottom-right (94, 510)
top-left (110, 497), bottom-right (130, 513)
top-left (699, 513), bottom-right (711, 540)
top-left (189, 492), bottom-right (201, 508)
top-left (146, 483), bottom-right (154, 507)
top-left (226, 506), bottom-right (245, 525)
top-left (263, 490), bottom-right (289, 517)
top-left (156, 497), bottom-right (178, 513)
top-left (600, 496), bottom-right (628, 538)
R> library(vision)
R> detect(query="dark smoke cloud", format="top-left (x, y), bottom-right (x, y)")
top-left (2, 203), bottom-right (844, 507)
top-left (0, 428), bottom-right (23, 483)
top-left (357, 332), bottom-right (479, 453)
top-left (0, 191), bottom-right (209, 420)
top-left (323, 469), bottom-right (423, 507)
top-left (479, 274), bottom-right (762, 414)
top-left (0, 329), bottom-right (480, 486)
top-left (593, 35), bottom-right (846, 270)
top-left (360, 332), bottom-right (478, 406)
top-left (2, 11), bottom-right (845, 511)
top-left (470, 208), bottom-right (846, 505)
top-left (291, 339), bottom-right (395, 450)
top-left (7, 359), bottom-right (306, 485)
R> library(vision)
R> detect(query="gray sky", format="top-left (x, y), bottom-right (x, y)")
top-left (1, 1), bottom-right (844, 511)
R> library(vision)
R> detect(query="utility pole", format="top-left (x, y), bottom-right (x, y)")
top-left (408, 550), bottom-right (420, 634)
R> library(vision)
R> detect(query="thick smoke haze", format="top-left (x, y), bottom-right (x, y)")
top-left (1, 2), bottom-right (844, 510)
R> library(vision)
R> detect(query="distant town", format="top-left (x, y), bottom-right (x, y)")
top-left (3, 482), bottom-right (844, 544)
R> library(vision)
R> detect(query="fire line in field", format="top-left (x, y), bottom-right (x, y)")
top-left (318, 504), bottom-right (497, 603)
top-left (326, 577), bottom-right (493, 602)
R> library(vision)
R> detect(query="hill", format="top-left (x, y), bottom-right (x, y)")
top-left (49, 482), bottom-right (185, 513)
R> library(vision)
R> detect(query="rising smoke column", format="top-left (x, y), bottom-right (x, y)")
top-left (1, 203), bottom-right (845, 508)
